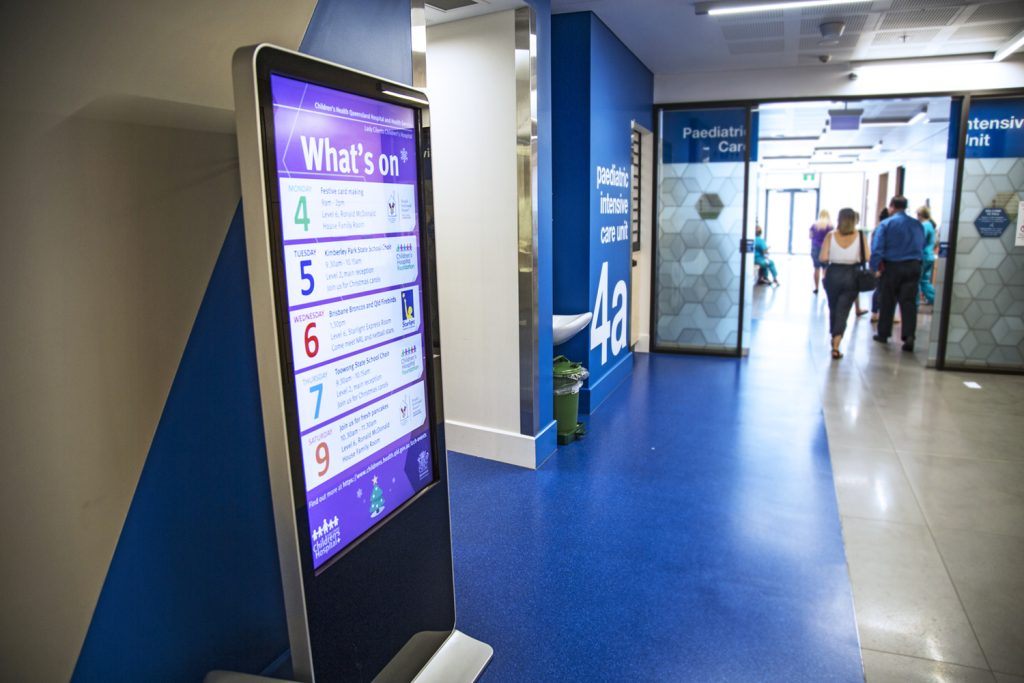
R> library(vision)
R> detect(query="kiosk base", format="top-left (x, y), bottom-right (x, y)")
top-left (409, 630), bottom-right (492, 683)
top-left (205, 631), bottom-right (492, 683)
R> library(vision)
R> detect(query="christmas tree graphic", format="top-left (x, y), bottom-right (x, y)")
top-left (369, 475), bottom-right (386, 518)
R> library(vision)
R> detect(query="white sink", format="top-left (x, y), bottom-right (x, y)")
top-left (553, 312), bottom-right (593, 346)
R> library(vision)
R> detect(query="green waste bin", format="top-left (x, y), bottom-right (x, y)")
top-left (553, 355), bottom-right (588, 444)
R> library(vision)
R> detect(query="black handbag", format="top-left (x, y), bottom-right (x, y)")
top-left (856, 232), bottom-right (877, 292)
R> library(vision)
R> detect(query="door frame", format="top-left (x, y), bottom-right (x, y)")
top-left (764, 188), bottom-right (820, 255)
top-left (650, 103), bottom-right (754, 357)
top-left (651, 87), bottom-right (1023, 371)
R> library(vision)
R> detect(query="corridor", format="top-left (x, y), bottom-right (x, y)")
top-left (449, 255), bottom-right (1024, 682)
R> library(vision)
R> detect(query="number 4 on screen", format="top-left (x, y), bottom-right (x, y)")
top-left (295, 196), bottom-right (310, 231)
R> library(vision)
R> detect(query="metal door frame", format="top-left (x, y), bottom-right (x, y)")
top-left (650, 103), bottom-right (754, 357)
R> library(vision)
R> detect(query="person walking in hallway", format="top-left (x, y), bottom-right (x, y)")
top-left (917, 205), bottom-right (937, 306)
top-left (870, 196), bottom-right (925, 351)
top-left (870, 207), bottom-right (889, 323)
top-left (809, 209), bottom-right (833, 294)
top-left (820, 208), bottom-right (870, 359)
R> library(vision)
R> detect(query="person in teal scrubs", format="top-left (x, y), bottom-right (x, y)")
top-left (754, 225), bottom-right (779, 286)
top-left (917, 206), bottom-right (937, 305)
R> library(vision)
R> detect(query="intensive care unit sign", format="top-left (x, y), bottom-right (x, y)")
top-left (270, 74), bottom-right (434, 569)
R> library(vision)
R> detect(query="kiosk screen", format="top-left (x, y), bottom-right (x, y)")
top-left (268, 73), bottom-right (435, 570)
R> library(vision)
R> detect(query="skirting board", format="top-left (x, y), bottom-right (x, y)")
top-left (446, 419), bottom-right (557, 470)
top-left (580, 351), bottom-right (633, 414)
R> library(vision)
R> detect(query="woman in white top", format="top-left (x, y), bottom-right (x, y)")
top-left (819, 207), bottom-right (872, 359)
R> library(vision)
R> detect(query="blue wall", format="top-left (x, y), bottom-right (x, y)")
top-left (529, 0), bottom-right (556, 458)
top-left (73, 212), bottom-right (288, 682)
top-left (552, 12), bottom-right (653, 413)
top-left (301, 0), bottom-right (413, 85)
top-left (73, 2), bottom-right (415, 680)
top-left (552, 13), bottom-right (592, 324)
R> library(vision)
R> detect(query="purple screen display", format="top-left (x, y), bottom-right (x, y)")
top-left (269, 74), bottom-right (434, 569)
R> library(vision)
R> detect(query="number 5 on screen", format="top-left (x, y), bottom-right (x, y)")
top-left (300, 260), bottom-right (315, 295)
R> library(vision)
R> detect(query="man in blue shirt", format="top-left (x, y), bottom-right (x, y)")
top-left (870, 195), bottom-right (925, 351)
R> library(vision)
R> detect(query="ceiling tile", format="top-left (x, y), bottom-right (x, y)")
top-left (951, 22), bottom-right (1024, 41)
top-left (879, 7), bottom-right (960, 30)
top-left (721, 21), bottom-right (784, 40)
top-left (888, 0), bottom-right (963, 9)
top-left (799, 33), bottom-right (861, 49)
top-left (872, 28), bottom-right (941, 45)
top-left (968, 1), bottom-right (1024, 22)
top-left (727, 39), bottom-right (786, 55)
top-left (800, 14), bottom-right (868, 35)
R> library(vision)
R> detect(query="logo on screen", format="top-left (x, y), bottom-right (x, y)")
top-left (311, 515), bottom-right (342, 561)
top-left (395, 241), bottom-right (415, 272)
top-left (399, 395), bottom-right (410, 425)
top-left (386, 191), bottom-right (398, 223)
top-left (400, 289), bottom-right (416, 329)
top-left (401, 344), bottom-right (419, 374)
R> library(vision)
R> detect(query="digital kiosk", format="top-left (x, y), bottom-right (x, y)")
top-left (232, 44), bottom-right (491, 682)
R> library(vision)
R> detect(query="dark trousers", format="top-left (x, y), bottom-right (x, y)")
top-left (823, 264), bottom-right (859, 338)
top-left (878, 259), bottom-right (922, 341)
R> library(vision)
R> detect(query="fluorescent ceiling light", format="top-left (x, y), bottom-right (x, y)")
top-left (814, 145), bottom-right (874, 151)
top-left (994, 28), bottom-right (1024, 62)
top-left (860, 110), bottom-right (928, 127)
top-left (380, 88), bottom-right (429, 105)
top-left (809, 160), bottom-right (854, 165)
top-left (696, 0), bottom-right (870, 16)
top-left (851, 53), bottom-right (992, 69)
top-left (759, 101), bottom-right (842, 110)
top-left (758, 135), bottom-right (821, 141)
top-left (763, 155), bottom-right (813, 160)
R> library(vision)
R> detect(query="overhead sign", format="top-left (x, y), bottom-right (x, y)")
top-left (965, 98), bottom-right (1024, 159)
top-left (662, 108), bottom-right (758, 163)
top-left (975, 207), bottom-right (1011, 238)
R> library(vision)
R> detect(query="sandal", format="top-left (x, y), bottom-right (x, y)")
top-left (831, 348), bottom-right (843, 360)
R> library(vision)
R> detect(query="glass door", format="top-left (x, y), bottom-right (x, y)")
top-left (791, 190), bottom-right (818, 255)
top-left (653, 106), bottom-right (754, 355)
top-left (940, 94), bottom-right (1024, 372)
top-left (764, 189), bottom-right (818, 255)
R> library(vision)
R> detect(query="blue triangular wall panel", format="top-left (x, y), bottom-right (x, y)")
top-left (73, 208), bottom-right (288, 682)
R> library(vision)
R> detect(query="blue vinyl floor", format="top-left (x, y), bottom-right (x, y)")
top-left (448, 350), bottom-right (863, 681)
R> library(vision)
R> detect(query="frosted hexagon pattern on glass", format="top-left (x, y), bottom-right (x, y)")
top-left (656, 159), bottom-right (746, 350)
top-left (947, 155), bottom-right (1024, 369)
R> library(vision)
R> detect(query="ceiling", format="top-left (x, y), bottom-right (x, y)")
top-left (756, 96), bottom-right (952, 170)
top-left (426, 0), bottom-right (1024, 74)
top-left (423, 1), bottom-right (1017, 171)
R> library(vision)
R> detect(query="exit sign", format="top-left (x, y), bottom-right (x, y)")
top-left (803, 173), bottom-right (816, 181)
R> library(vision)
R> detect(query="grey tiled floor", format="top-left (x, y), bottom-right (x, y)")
top-left (753, 256), bottom-right (1024, 683)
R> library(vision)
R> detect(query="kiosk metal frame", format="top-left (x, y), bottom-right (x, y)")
top-left (232, 44), bottom-right (491, 682)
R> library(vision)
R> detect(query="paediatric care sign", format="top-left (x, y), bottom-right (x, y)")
top-left (661, 108), bottom-right (758, 164)
top-left (270, 74), bottom-right (434, 569)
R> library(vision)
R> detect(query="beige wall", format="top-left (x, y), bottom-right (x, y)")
top-left (0, 2), bottom-right (314, 679)
top-left (427, 12), bottom-right (536, 467)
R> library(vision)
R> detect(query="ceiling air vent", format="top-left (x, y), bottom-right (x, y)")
top-left (425, 0), bottom-right (478, 11)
